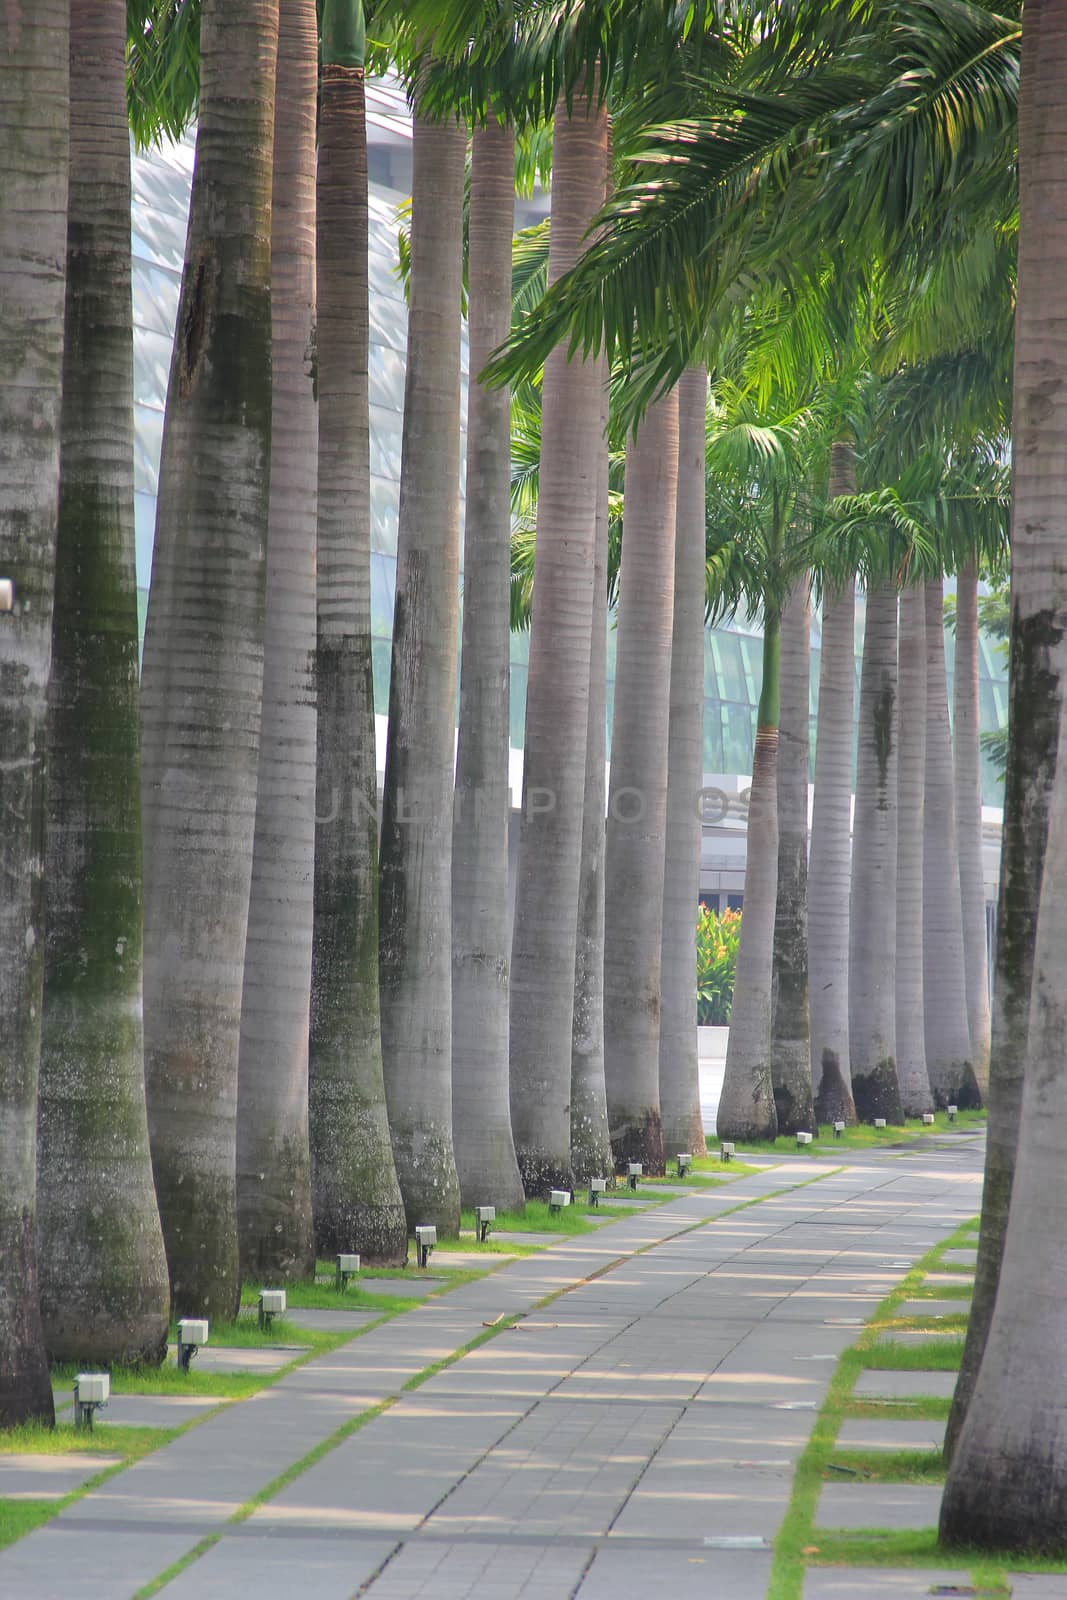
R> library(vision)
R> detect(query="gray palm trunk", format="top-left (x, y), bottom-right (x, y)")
top-left (940, 3), bottom-right (1067, 1527)
top-left (953, 556), bottom-right (992, 1096)
top-left (141, 0), bottom-right (279, 1318)
top-left (451, 115), bottom-right (524, 1211)
top-left (771, 580), bottom-right (816, 1135)
top-left (310, 24), bottom-right (406, 1263)
top-left (235, 0), bottom-right (317, 1282)
top-left (379, 98), bottom-right (465, 1233)
top-left (894, 583), bottom-right (934, 1115)
top-left (38, 0), bottom-right (170, 1365)
top-left (510, 84), bottom-right (608, 1194)
top-left (809, 446), bottom-right (857, 1125)
top-left (922, 577), bottom-right (981, 1109)
top-left (604, 390), bottom-right (679, 1173)
top-left (0, 0), bottom-right (67, 1427)
top-left (658, 366), bottom-right (709, 1158)
top-left (848, 582), bottom-right (903, 1123)
top-left (570, 361), bottom-right (614, 1185)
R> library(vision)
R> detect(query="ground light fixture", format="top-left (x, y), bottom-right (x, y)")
top-left (475, 1205), bottom-right (495, 1242)
top-left (0, 579), bottom-right (13, 612)
top-left (589, 1177), bottom-right (608, 1207)
top-left (948, 1104), bottom-right (958, 1122)
top-left (676, 1153), bottom-right (692, 1177)
top-left (873, 1118), bottom-right (887, 1129)
top-left (922, 1112), bottom-right (936, 1125)
top-left (415, 1225), bottom-right (436, 1268)
top-left (549, 1189), bottom-right (571, 1215)
top-left (720, 1143), bottom-right (735, 1163)
top-left (177, 1318), bottom-right (209, 1372)
top-left (336, 1252), bottom-right (360, 1291)
top-left (627, 1163), bottom-right (642, 1191)
top-left (833, 1121), bottom-right (845, 1138)
top-left (73, 1373), bottom-right (109, 1431)
top-left (796, 1131), bottom-right (813, 1147)
top-left (258, 1289), bottom-right (286, 1331)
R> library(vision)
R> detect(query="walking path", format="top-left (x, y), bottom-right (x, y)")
top-left (0, 1140), bottom-right (985, 1600)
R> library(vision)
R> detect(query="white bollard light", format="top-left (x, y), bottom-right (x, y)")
top-left (549, 1189), bottom-right (571, 1214)
top-left (74, 1372), bottom-right (110, 1431)
top-left (415, 1225), bottom-right (437, 1268)
top-left (873, 1118), bottom-right (887, 1129)
top-left (833, 1121), bottom-right (845, 1138)
top-left (177, 1318), bottom-right (209, 1372)
top-left (258, 1288), bottom-right (286, 1331)
top-left (336, 1252), bottom-right (361, 1291)
top-left (796, 1131), bottom-right (813, 1146)
top-left (627, 1162), bottom-right (642, 1191)
top-left (589, 1177), bottom-right (608, 1207)
top-left (720, 1142), bottom-right (735, 1163)
top-left (475, 1204), bottom-right (496, 1242)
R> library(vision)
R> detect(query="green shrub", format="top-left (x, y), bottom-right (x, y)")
top-left (696, 904), bottom-right (740, 1025)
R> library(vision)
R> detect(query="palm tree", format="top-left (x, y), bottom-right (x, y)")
top-left (922, 575), bottom-right (981, 1109)
top-left (509, 80), bottom-right (609, 1194)
top-left (378, 88), bottom-right (466, 1233)
top-left (771, 578), bottom-right (816, 1134)
top-left (140, 0), bottom-right (279, 1318)
top-left (309, 0), bottom-right (406, 1263)
top-left (659, 366), bottom-right (710, 1157)
top-left (953, 554), bottom-right (992, 1095)
top-left (36, 0), bottom-right (170, 1366)
top-left (604, 388), bottom-right (679, 1173)
top-left (0, 0), bottom-right (68, 1428)
top-left (451, 111), bottom-right (525, 1212)
top-left (894, 580), bottom-right (934, 1115)
top-left (848, 581), bottom-right (903, 1123)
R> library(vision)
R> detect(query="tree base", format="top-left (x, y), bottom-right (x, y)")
top-left (851, 1058), bottom-right (903, 1124)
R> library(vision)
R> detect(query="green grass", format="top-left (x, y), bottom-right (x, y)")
top-left (0, 1420), bottom-right (174, 1457)
top-left (708, 1109), bottom-right (985, 1160)
top-left (241, 1277), bottom-right (424, 1314)
top-left (459, 1199), bottom-right (611, 1237)
top-left (824, 1448), bottom-right (946, 1484)
top-left (0, 1500), bottom-right (58, 1552)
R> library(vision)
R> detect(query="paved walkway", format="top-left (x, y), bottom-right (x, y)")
top-left (0, 1139), bottom-right (984, 1600)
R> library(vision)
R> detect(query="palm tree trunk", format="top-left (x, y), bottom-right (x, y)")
top-left (378, 94), bottom-right (465, 1233)
top-left (510, 82), bottom-right (609, 1194)
top-left (809, 445), bottom-right (857, 1125)
top-left (0, 0), bottom-right (67, 1428)
top-left (309, 3), bottom-right (405, 1264)
top-left (37, 0), bottom-right (169, 1366)
top-left (954, 555), bottom-right (992, 1096)
top-left (894, 582), bottom-right (934, 1115)
top-left (771, 579), bottom-right (816, 1134)
top-left (848, 581), bottom-right (903, 1122)
top-left (141, 0), bottom-right (279, 1319)
top-left (659, 366), bottom-right (709, 1157)
top-left (922, 576), bottom-right (981, 1109)
top-left (570, 360), bottom-right (614, 1185)
top-left (940, 2), bottom-right (1067, 1523)
top-left (235, 0), bottom-right (317, 1282)
top-left (604, 389), bottom-right (679, 1173)
top-left (717, 607), bottom-right (780, 1143)
top-left (451, 113), bottom-right (524, 1211)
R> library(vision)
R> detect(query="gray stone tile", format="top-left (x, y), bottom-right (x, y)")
top-left (363, 1538), bottom-right (590, 1598)
top-left (816, 1482), bottom-right (943, 1530)
top-left (171, 1344), bottom-right (302, 1374)
top-left (941, 1249), bottom-right (979, 1266)
top-left (897, 1300), bottom-right (970, 1320)
top-left (282, 1307), bottom-right (383, 1333)
top-left (611, 1459), bottom-right (793, 1538)
top-left (1009, 1576), bottom-right (1067, 1597)
top-left (877, 1329), bottom-right (964, 1347)
top-left (835, 1417), bottom-right (946, 1452)
top-left (0, 1453), bottom-right (121, 1499)
top-left (581, 1544), bottom-right (772, 1600)
top-left (803, 1567), bottom-right (980, 1596)
top-left (84, 1394), bottom-right (224, 1429)
top-left (161, 1531), bottom-right (397, 1599)
top-left (923, 1272), bottom-right (975, 1288)
top-left (360, 1276), bottom-right (447, 1297)
top-left (853, 1368), bottom-right (957, 1400)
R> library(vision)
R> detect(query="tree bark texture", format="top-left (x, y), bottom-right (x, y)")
top-left (38, 0), bottom-right (170, 1366)
top-left (452, 115), bottom-right (525, 1211)
top-left (604, 389), bottom-right (679, 1173)
top-left (378, 97), bottom-right (465, 1232)
top-left (509, 84), bottom-right (609, 1194)
top-left (894, 583), bottom-right (934, 1115)
top-left (0, 0), bottom-right (68, 1427)
top-left (659, 367), bottom-right (709, 1158)
top-left (848, 582), bottom-right (903, 1122)
top-left (922, 577), bottom-right (982, 1109)
top-left (771, 580), bottom-right (816, 1134)
top-left (235, 0), bottom-right (317, 1282)
top-left (140, 0), bottom-right (279, 1318)
top-left (954, 555), bottom-right (992, 1096)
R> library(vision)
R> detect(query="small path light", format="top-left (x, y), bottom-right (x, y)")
top-left (589, 1177), bottom-right (607, 1207)
top-left (833, 1121), bottom-right (845, 1138)
top-left (0, 579), bottom-right (13, 613)
top-left (177, 1318), bottom-right (209, 1372)
top-left (335, 1252), bottom-right (360, 1291)
top-left (627, 1162), bottom-right (642, 1192)
top-left (73, 1373), bottom-right (109, 1431)
top-left (873, 1118), bottom-right (887, 1129)
top-left (922, 1112), bottom-right (935, 1126)
top-left (676, 1153), bottom-right (692, 1177)
top-left (947, 1104), bottom-right (958, 1122)
top-left (549, 1189), bottom-right (571, 1214)
top-left (720, 1143), bottom-right (734, 1163)
top-left (796, 1132), bottom-right (813, 1147)
top-left (475, 1205), bottom-right (495, 1242)
top-left (258, 1289), bottom-right (286, 1332)
top-left (415, 1225), bottom-right (436, 1268)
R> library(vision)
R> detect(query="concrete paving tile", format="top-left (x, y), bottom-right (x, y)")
top-left (1009, 1576), bottom-right (1067, 1597)
top-left (898, 1300), bottom-right (970, 1320)
top-left (362, 1538), bottom-right (590, 1598)
top-left (853, 1368), bottom-right (957, 1400)
top-left (360, 1276), bottom-right (447, 1297)
top-left (877, 1329), bottom-right (964, 1347)
top-left (611, 1460), bottom-right (793, 1537)
top-left (0, 1453), bottom-right (121, 1499)
top-left (835, 1417), bottom-right (946, 1452)
top-left (0, 1524), bottom-right (204, 1599)
top-left (579, 1544), bottom-right (772, 1599)
top-left (171, 1344), bottom-right (302, 1374)
top-left (85, 1394), bottom-right (224, 1429)
top-left (281, 1307), bottom-right (383, 1333)
top-left (160, 1531), bottom-right (398, 1599)
top-left (816, 1481), bottom-right (943, 1530)
top-left (924, 1272), bottom-right (975, 1288)
top-left (803, 1567), bottom-right (979, 1597)
top-left (941, 1249), bottom-right (979, 1265)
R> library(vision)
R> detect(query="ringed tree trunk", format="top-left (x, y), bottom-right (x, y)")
top-left (604, 388), bottom-right (680, 1174)
top-left (0, 0), bottom-right (68, 1427)
top-left (941, 0), bottom-right (1065, 1474)
top-left (848, 582), bottom-right (903, 1123)
top-left (140, 0), bottom-right (279, 1319)
top-left (717, 597), bottom-right (781, 1143)
top-left (509, 82), bottom-right (609, 1194)
top-left (38, 0), bottom-right (170, 1365)
top-left (658, 366), bottom-right (709, 1158)
top-left (771, 578), bottom-right (816, 1135)
top-left (235, 0), bottom-right (317, 1282)
top-left (308, 0), bottom-right (405, 1263)
top-left (894, 582), bottom-right (934, 1115)
top-left (451, 112), bottom-right (524, 1212)
top-left (922, 576), bottom-right (981, 1109)
top-left (570, 356), bottom-right (614, 1184)
top-left (809, 445), bottom-right (857, 1125)
top-left (378, 92), bottom-right (465, 1233)
top-left (954, 555), bottom-right (992, 1096)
